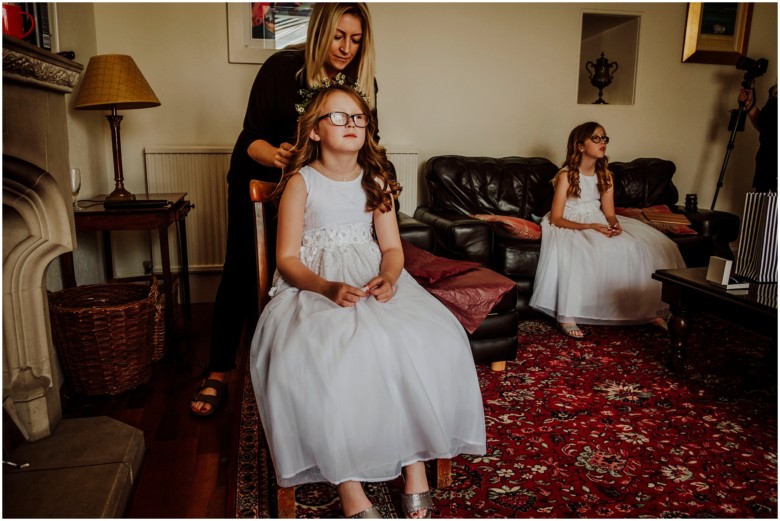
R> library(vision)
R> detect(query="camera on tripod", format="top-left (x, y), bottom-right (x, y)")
top-left (713, 55), bottom-right (770, 209)
top-left (729, 55), bottom-right (769, 131)
top-left (736, 55), bottom-right (768, 88)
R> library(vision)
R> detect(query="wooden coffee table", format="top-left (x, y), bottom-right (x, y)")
top-left (652, 267), bottom-right (777, 371)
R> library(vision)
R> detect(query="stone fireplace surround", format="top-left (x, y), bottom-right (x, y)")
top-left (3, 35), bottom-right (144, 517)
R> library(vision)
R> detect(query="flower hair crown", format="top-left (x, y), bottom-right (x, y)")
top-left (295, 72), bottom-right (369, 115)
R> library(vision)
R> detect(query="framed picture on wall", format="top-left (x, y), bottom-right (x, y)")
top-left (682, 2), bottom-right (754, 65)
top-left (227, 3), bottom-right (313, 64)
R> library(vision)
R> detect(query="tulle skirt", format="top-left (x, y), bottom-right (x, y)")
top-left (250, 239), bottom-right (486, 487)
top-left (530, 208), bottom-right (686, 325)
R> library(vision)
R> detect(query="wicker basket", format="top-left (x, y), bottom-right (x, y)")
top-left (151, 276), bottom-right (179, 361)
top-left (48, 280), bottom-right (157, 396)
top-left (106, 275), bottom-right (178, 361)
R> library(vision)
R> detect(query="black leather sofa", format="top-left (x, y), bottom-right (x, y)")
top-left (414, 155), bottom-right (741, 314)
top-left (398, 212), bottom-right (518, 369)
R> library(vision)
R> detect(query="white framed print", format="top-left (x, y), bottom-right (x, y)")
top-left (227, 3), bottom-right (313, 64)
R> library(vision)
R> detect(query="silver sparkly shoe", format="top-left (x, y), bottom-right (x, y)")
top-left (400, 491), bottom-right (433, 518)
top-left (348, 504), bottom-right (383, 518)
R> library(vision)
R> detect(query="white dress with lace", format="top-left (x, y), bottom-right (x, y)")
top-left (249, 165), bottom-right (486, 488)
top-left (529, 173), bottom-right (686, 325)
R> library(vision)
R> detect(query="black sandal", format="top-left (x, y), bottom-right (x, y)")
top-left (190, 378), bottom-right (227, 417)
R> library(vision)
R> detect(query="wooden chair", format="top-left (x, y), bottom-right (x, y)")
top-left (250, 179), bottom-right (277, 312)
top-left (249, 179), bottom-right (452, 518)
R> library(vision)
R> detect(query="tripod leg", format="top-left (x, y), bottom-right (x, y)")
top-left (711, 103), bottom-right (747, 210)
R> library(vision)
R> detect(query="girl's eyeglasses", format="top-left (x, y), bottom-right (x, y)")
top-left (589, 135), bottom-right (610, 144)
top-left (318, 112), bottom-right (369, 128)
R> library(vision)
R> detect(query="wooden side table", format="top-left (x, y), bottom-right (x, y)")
top-left (62, 193), bottom-right (193, 336)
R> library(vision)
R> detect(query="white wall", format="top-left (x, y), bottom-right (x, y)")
top-left (371, 2), bottom-right (776, 209)
top-left (58, 3), bottom-right (105, 286)
top-left (58, 2), bottom-right (778, 299)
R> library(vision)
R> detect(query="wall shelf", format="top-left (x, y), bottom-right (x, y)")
top-left (578, 12), bottom-right (640, 105)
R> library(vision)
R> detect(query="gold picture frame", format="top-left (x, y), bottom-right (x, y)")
top-left (682, 3), bottom-right (753, 65)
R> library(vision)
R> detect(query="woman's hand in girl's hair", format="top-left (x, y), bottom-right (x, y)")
top-left (592, 223), bottom-right (614, 237)
top-left (323, 281), bottom-right (368, 307)
top-left (274, 143), bottom-right (294, 169)
top-left (363, 275), bottom-right (395, 303)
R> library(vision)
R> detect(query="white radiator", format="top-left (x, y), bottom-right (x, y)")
top-left (386, 146), bottom-right (419, 215)
top-left (143, 145), bottom-right (420, 274)
top-left (144, 146), bottom-right (232, 272)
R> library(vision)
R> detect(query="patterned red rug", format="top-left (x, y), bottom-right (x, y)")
top-left (233, 315), bottom-right (777, 518)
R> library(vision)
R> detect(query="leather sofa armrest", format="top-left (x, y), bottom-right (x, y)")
top-left (679, 206), bottom-right (740, 260)
top-left (414, 207), bottom-right (493, 265)
top-left (398, 212), bottom-right (435, 252)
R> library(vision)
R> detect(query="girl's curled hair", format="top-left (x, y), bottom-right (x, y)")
top-left (557, 121), bottom-right (613, 198)
top-left (274, 84), bottom-right (401, 213)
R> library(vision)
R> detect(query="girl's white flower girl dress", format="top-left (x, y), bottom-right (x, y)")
top-left (250, 165), bottom-right (486, 487)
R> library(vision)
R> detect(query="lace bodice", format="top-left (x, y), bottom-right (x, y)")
top-left (563, 173), bottom-right (603, 222)
top-left (300, 222), bottom-right (374, 266)
top-left (299, 164), bottom-right (375, 259)
top-left (301, 165), bottom-right (371, 229)
top-left (269, 165), bottom-right (379, 296)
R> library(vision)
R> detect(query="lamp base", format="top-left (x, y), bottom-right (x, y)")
top-left (105, 187), bottom-right (136, 201)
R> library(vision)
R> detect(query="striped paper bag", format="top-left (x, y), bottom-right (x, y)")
top-left (735, 192), bottom-right (778, 282)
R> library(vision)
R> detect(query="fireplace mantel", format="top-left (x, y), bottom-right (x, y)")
top-left (3, 36), bottom-right (82, 92)
top-left (3, 35), bottom-right (83, 440)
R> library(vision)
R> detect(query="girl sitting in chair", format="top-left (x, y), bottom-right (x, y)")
top-left (249, 80), bottom-right (486, 518)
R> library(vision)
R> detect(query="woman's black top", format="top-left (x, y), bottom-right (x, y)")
top-left (227, 48), bottom-right (306, 187)
top-left (754, 87), bottom-right (777, 192)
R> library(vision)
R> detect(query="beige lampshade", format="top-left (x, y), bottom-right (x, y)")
top-left (74, 54), bottom-right (160, 110)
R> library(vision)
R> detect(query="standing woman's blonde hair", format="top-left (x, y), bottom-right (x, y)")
top-left (300, 3), bottom-right (377, 109)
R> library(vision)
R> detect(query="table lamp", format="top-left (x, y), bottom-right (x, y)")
top-left (73, 54), bottom-right (160, 201)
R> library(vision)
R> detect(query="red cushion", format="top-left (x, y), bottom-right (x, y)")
top-left (402, 240), bottom-right (515, 333)
top-left (615, 205), bottom-right (697, 235)
top-left (471, 214), bottom-right (542, 240)
top-left (428, 267), bottom-right (516, 334)
top-left (402, 240), bottom-right (480, 284)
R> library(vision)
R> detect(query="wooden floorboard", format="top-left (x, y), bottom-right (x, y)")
top-left (61, 302), bottom-right (248, 519)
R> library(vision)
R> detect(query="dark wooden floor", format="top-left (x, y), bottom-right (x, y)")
top-left (61, 303), bottom-right (248, 518)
